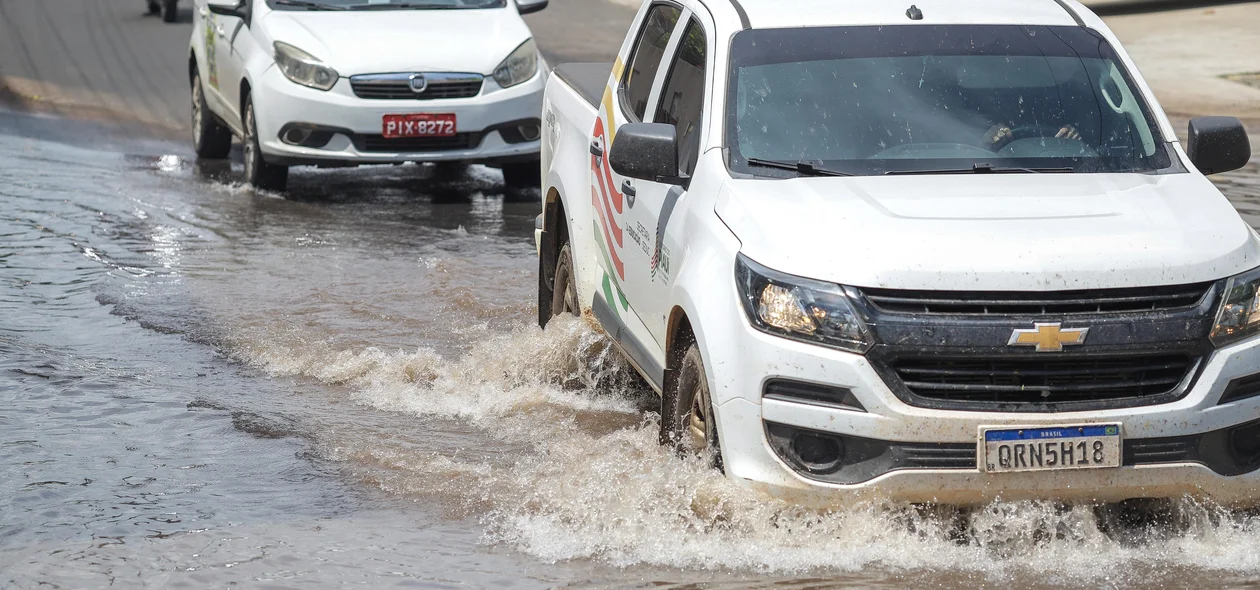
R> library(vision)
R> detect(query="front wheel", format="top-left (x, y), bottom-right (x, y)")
top-left (191, 72), bottom-right (231, 159)
top-left (161, 0), bottom-right (177, 22)
top-left (660, 342), bottom-right (723, 470)
top-left (549, 244), bottom-right (579, 319)
top-left (243, 99), bottom-right (289, 192)
top-left (146, 1), bottom-right (161, 15)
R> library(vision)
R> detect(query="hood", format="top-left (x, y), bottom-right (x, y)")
top-left (259, 7), bottom-right (530, 76)
top-left (716, 172), bottom-right (1260, 291)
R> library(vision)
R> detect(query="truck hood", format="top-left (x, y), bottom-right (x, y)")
top-left (259, 7), bottom-right (530, 76)
top-left (715, 172), bottom-right (1260, 291)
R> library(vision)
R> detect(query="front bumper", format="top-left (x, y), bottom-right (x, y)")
top-left (711, 319), bottom-right (1260, 507)
top-left (251, 65), bottom-right (544, 166)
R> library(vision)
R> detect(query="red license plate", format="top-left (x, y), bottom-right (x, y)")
top-left (382, 113), bottom-right (456, 138)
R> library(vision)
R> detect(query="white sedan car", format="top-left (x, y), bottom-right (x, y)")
top-left (189, 0), bottom-right (548, 191)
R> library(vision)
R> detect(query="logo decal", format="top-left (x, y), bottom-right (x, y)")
top-left (1008, 323), bottom-right (1089, 352)
top-left (408, 74), bottom-right (428, 93)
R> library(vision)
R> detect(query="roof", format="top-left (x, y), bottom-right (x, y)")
top-left (725, 0), bottom-right (1083, 29)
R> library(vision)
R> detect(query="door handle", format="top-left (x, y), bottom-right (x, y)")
top-left (621, 180), bottom-right (636, 197)
top-left (200, 7), bottom-right (209, 16)
top-left (589, 141), bottom-right (603, 158)
top-left (216, 25), bottom-right (227, 36)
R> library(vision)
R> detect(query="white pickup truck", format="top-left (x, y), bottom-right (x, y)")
top-left (536, 0), bottom-right (1259, 506)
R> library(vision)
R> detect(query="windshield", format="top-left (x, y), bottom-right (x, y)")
top-left (727, 25), bottom-right (1173, 177)
top-left (266, 0), bottom-right (505, 10)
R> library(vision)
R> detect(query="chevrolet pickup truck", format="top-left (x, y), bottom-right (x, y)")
top-left (535, 0), bottom-right (1258, 506)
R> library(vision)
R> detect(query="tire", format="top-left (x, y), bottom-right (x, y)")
top-left (243, 99), bottom-right (289, 192)
top-left (191, 72), bottom-right (232, 159)
top-left (147, 1), bottom-right (161, 15)
top-left (549, 244), bottom-right (579, 319)
top-left (501, 160), bottom-right (541, 190)
top-left (660, 342), bottom-right (723, 470)
top-left (431, 161), bottom-right (468, 182)
top-left (162, 0), bottom-right (178, 22)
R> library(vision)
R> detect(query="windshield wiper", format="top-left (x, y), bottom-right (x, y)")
top-left (884, 163), bottom-right (1075, 176)
top-left (746, 158), bottom-right (855, 177)
top-left (340, 2), bottom-right (456, 8)
top-left (272, 0), bottom-right (349, 9)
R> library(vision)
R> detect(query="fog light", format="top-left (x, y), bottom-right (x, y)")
top-left (283, 127), bottom-right (311, 145)
top-left (1229, 421), bottom-right (1260, 464)
top-left (518, 123), bottom-right (541, 142)
top-left (790, 432), bottom-right (844, 473)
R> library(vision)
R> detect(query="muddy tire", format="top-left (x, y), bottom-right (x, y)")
top-left (191, 72), bottom-right (232, 159)
top-left (550, 244), bottom-right (579, 318)
top-left (243, 98), bottom-right (289, 192)
top-left (501, 160), bottom-right (541, 190)
top-left (162, 0), bottom-right (178, 22)
top-left (660, 342), bottom-right (723, 470)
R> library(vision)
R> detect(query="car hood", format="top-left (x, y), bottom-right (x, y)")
top-left (715, 172), bottom-right (1260, 291)
top-left (259, 7), bottom-right (530, 76)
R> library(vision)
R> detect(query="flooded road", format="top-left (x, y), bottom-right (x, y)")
top-left (4, 102), bottom-right (1260, 588)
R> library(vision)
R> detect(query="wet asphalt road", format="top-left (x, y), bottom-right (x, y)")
top-left (2, 1), bottom-right (1260, 588)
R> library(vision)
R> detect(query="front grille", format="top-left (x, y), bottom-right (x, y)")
top-left (354, 133), bottom-right (482, 153)
top-left (352, 75), bottom-right (483, 100)
top-left (898, 442), bottom-right (976, 469)
top-left (891, 354), bottom-right (1197, 406)
top-left (862, 283), bottom-right (1213, 316)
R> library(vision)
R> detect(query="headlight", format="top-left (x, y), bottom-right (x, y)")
top-left (1211, 266), bottom-right (1260, 347)
top-left (493, 39), bottom-right (538, 88)
top-left (274, 42), bottom-right (339, 91)
top-left (735, 254), bottom-right (873, 353)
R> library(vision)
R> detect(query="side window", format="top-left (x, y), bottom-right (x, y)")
top-left (654, 19), bottom-right (706, 177)
top-left (621, 4), bottom-right (682, 121)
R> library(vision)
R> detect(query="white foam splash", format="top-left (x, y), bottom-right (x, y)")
top-left (234, 316), bottom-right (1260, 582)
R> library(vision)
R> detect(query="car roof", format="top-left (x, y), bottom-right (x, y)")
top-left (723, 0), bottom-right (1082, 29)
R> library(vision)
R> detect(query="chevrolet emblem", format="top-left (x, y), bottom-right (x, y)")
top-left (1008, 323), bottom-right (1089, 352)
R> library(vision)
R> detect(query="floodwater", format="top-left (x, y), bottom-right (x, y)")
top-left (3, 106), bottom-right (1260, 589)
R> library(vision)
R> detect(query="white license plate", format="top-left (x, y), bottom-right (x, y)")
top-left (981, 424), bottom-right (1121, 473)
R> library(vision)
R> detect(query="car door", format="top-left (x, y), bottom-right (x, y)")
top-left (194, 0), bottom-right (230, 111)
top-left (621, 15), bottom-right (708, 344)
top-left (588, 2), bottom-right (684, 362)
top-left (211, 0), bottom-right (254, 126)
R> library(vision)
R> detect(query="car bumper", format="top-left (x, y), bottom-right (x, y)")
top-left (251, 65), bottom-right (544, 166)
top-left (710, 312), bottom-right (1260, 507)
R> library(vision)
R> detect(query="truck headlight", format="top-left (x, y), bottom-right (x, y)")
top-left (493, 39), bottom-right (538, 88)
top-left (274, 42), bottom-right (339, 91)
top-left (1211, 266), bottom-right (1260, 347)
top-left (735, 254), bottom-right (873, 353)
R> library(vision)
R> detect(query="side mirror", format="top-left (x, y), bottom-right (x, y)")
top-left (609, 123), bottom-right (681, 184)
top-left (207, 0), bottom-right (247, 19)
top-left (1188, 116), bottom-right (1251, 175)
top-left (516, 0), bottom-right (548, 15)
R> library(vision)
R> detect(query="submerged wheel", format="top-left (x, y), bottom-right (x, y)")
top-left (660, 342), bottom-right (723, 470)
top-left (549, 244), bottom-right (579, 319)
top-left (243, 98), bottom-right (289, 192)
top-left (191, 72), bottom-right (232, 159)
top-left (162, 0), bottom-right (178, 22)
top-left (501, 160), bottom-right (541, 190)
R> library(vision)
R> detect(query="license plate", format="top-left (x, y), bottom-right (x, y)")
top-left (382, 113), bottom-right (456, 138)
top-left (981, 424), bottom-right (1121, 473)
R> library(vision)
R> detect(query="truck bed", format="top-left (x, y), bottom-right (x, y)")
top-left (552, 62), bottom-right (611, 109)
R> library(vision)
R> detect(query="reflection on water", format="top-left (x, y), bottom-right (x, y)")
top-left (3, 112), bottom-right (1260, 587)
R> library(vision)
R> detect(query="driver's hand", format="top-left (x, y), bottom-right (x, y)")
top-left (1056, 125), bottom-right (1081, 140)
top-left (982, 124), bottom-right (1013, 148)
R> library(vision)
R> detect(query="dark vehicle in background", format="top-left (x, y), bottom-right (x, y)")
top-left (148, 0), bottom-right (179, 23)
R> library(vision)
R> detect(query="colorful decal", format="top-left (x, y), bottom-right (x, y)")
top-left (590, 58), bottom-right (631, 314)
top-left (649, 186), bottom-right (682, 283)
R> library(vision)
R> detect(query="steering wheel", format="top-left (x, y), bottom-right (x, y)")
top-left (1009, 123), bottom-right (1068, 139)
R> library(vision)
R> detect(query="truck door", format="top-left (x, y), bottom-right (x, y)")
top-left (622, 16), bottom-right (708, 344)
top-left (589, 3), bottom-right (684, 362)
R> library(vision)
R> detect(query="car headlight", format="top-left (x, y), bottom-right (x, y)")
top-left (493, 39), bottom-right (538, 88)
top-left (1211, 266), bottom-right (1260, 347)
top-left (735, 254), bottom-right (873, 353)
top-left (274, 42), bottom-right (338, 91)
